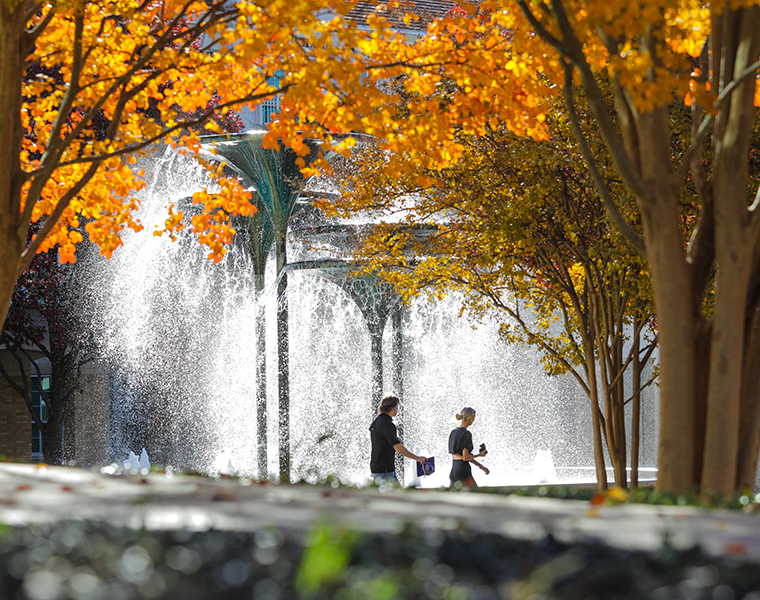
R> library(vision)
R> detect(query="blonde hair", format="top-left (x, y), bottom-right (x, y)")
top-left (456, 407), bottom-right (476, 421)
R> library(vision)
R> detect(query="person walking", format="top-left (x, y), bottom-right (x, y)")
top-left (370, 395), bottom-right (427, 484)
top-left (449, 407), bottom-right (489, 488)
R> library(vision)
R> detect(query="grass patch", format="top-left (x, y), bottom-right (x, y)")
top-left (472, 483), bottom-right (760, 511)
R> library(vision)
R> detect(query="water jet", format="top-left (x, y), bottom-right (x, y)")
top-left (86, 140), bottom-right (659, 488)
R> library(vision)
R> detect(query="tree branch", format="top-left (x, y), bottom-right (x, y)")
top-left (26, 2), bottom-right (56, 43)
top-left (0, 349), bottom-right (46, 431)
top-left (25, 0), bottom-right (237, 207)
top-left (17, 160), bottom-right (102, 277)
top-left (464, 273), bottom-right (591, 396)
top-left (547, 0), bottom-right (651, 206)
top-left (624, 372), bottom-right (658, 405)
top-left (41, 84), bottom-right (290, 171)
top-left (562, 62), bottom-right (647, 256)
top-left (515, 0), bottom-right (570, 56)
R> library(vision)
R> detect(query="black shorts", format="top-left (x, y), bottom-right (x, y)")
top-left (449, 459), bottom-right (472, 485)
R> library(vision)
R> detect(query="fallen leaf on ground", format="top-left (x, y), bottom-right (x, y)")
top-left (724, 543), bottom-right (748, 555)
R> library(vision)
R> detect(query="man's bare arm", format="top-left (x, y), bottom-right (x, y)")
top-left (394, 443), bottom-right (427, 463)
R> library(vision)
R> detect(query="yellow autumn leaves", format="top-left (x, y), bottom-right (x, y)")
top-left (16, 0), bottom-right (742, 266)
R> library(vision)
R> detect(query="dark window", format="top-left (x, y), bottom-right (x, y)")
top-left (31, 376), bottom-right (50, 456)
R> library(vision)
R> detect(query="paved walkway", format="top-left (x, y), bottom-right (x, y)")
top-left (1, 463), bottom-right (759, 561)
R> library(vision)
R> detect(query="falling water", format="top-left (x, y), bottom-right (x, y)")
top-left (87, 145), bottom-right (659, 486)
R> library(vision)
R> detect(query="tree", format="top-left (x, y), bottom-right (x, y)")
top-left (7, 0), bottom-right (759, 494)
top-left (327, 97), bottom-right (658, 489)
top-left (475, 1), bottom-right (760, 495)
top-left (0, 242), bottom-right (97, 464)
top-left (270, 0), bottom-right (760, 495)
top-left (0, 0), bottom-right (376, 335)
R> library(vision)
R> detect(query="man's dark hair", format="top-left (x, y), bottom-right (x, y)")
top-left (379, 395), bottom-right (400, 414)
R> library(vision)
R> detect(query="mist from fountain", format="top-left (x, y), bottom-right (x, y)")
top-left (88, 145), bottom-right (659, 487)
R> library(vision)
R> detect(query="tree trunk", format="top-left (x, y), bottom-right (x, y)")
top-left (631, 310), bottom-right (641, 489)
top-left (584, 335), bottom-right (608, 490)
top-left (702, 10), bottom-right (760, 493)
top-left (45, 337), bottom-right (86, 465)
top-left (592, 284), bottom-right (627, 488)
top-left (610, 403), bottom-right (627, 487)
top-left (689, 321), bottom-right (711, 488)
top-left (605, 311), bottom-right (627, 489)
top-left (616, 294), bottom-right (629, 486)
top-left (737, 306), bottom-right (760, 490)
top-left (392, 306), bottom-right (405, 484)
top-left (43, 403), bottom-right (65, 466)
top-left (392, 305), bottom-right (403, 400)
top-left (0, 5), bottom-right (28, 333)
top-left (701, 254), bottom-right (752, 493)
top-left (640, 198), bottom-right (700, 494)
top-left (0, 237), bottom-right (22, 334)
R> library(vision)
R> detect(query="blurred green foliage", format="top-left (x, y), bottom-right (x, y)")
top-left (296, 523), bottom-right (358, 594)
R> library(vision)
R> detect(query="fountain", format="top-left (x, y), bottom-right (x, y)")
top-left (531, 449), bottom-right (557, 484)
top-left (86, 140), bottom-right (659, 487)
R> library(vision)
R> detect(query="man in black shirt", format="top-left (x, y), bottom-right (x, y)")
top-left (370, 395), bottom-right (427, 485)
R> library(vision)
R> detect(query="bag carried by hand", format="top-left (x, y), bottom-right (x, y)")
top-left (417, 457), bottom-right (435, 477)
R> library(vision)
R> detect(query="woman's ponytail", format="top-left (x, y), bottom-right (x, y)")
top-left (456, 407), bottom-right (476, 421)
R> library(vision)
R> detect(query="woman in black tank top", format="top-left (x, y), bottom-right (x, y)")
top-left (448, 407), bottom-right (489, 488)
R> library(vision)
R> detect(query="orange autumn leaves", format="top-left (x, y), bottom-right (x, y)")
top-left (20, 0), bottom-right (346, 264)
top-left (19, 0), bottom-right (752, 265)
top-left (23, 1), bottom-right (240, 262)
top-left (269, 0), bottom-right (721, 189)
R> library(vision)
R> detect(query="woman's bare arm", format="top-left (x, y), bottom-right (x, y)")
top-left (462, 449), bottom-right (489, 474)
top-left (461, 449), bottom-right (486, 460)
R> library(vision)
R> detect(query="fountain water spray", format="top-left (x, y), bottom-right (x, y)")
top-left (86, 144), bottom-right (658, 487)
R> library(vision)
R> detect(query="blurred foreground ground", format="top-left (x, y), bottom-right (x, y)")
top-left (1, 463), bottom-right (760, 599)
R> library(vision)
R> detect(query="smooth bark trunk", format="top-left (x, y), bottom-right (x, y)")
top-left (701, 256), bottom-right (752, 492)
top-left (737, 307), bottom-right (760, 490)
top-left (631, 311), bottom-right (641, 489)
top-left (701, 9), bottom-right (760, 493)
top-left (609, 325), bottom-right (627, 488)
top-left (0, 5), bottom-right (28, 332)
top-left (592, 284), bottom-right (628, 488)
top-left (392, 306), bottom-right (404, 485)
top-left (641, 198), bottom-right (699, 493)
top-left (584, 336), bottom-right (608, 490)
top-left (0, 242), bottom-right (22, 334)
top-left (392, 305), bottom-right (403, 400)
